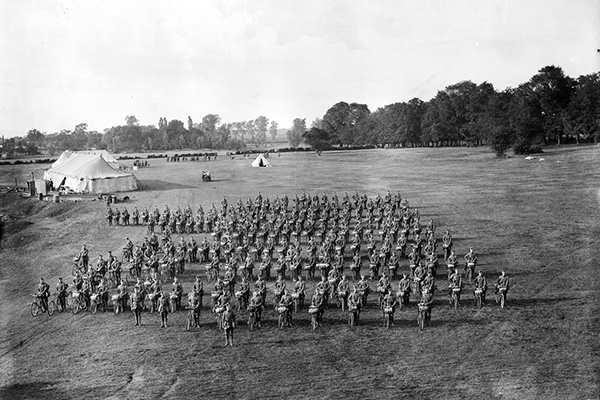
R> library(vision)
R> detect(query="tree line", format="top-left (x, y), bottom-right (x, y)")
top-left (301, 66), bottom-right (600, 156)
top-left (5, 115), bottom-right (280, 156)
top-left (4, 65), bottom-right (599, 157)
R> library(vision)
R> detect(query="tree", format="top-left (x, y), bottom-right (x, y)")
top-left (529, 66), bottom-right (575, 144)
top-left (245, 120), bottom-right (256, 144)
top-left (72, 123), bottom-right (89, 149)
top-left (479, 89), bottom-right (515, 156)
top-left (85, 130), bottom-right (106, 150)
top-left (202, 114), bottom-right (221, 146)
top-left (302, 127), bottom-right (330, 154)
top-left (564, 73), bottom-right (600, 143)
top-left (125, 115), bottom-right (139, 126)
top-left (311, 117), bottom-right (324, 129)
top-left (286, 118), bottom-right (306, 148)
top-left (255, 116), bottom-right (269, 147)
top-left (269, 121), bottom-right (279, 142)
top-left (322, 102), bottom-right (371, 146)
top-left (26, 129), bottom-right (44, 148)
top-left (507, 84), bottom-right (544, 154)
top-left (165, 120), bottom-right (188, 149)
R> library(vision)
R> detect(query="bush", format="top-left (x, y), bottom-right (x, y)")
top-left (513, 142), bottom-right (544, 155)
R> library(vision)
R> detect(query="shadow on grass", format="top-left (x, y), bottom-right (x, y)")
top-left (508, 297), bottom-right (577, 307)
top-left (0, 382), bottom-right (69, 400)
top-left (138, 179), bottom-right (197, 191)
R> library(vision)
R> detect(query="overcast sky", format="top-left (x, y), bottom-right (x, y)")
top-left (1, 0), bottom-right (598, 138)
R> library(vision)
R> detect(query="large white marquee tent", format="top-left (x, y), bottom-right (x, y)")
top-left (43, 153), bottom-right (139, 193)
top-left (51, 150), bottom-right (119, 169)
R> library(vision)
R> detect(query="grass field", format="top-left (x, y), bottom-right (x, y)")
top-left (0, 145), bottom-right (599, 400)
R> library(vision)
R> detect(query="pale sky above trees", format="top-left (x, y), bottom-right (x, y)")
top-left (1, 0), bottom-right (598, 138)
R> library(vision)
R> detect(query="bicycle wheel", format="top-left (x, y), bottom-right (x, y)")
top-left (278, 314), bottom-right (284, 330)
top-left (47, 301), bottom-right (55, 316)
top-left (312, 314), bottom-right (317, 330)
top-left (72, 301), bottom-right (80, 315)
top-left (500, 293), bottom-right (505, 309)
top-left (91, 302), bottom-right (98, 315)
top-left (385, 313), bottom-right (390, 329)
top-left (31, 302), bottom-right (41, 317)
top-left (186, 312), bottom-right (192, 331)
top-left (249, 313), bottom-right (255, 331)
top-left (418, 311), bottom-right (425, 331)
top-left (476, 294), bottom-right (482, 309)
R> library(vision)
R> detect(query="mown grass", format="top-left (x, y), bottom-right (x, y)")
top-left (1, 144), bottom-right (599, 399)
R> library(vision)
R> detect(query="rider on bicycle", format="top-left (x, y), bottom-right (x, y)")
top-left (96, 277), bottom-right (109, 308)
top-left (254, 275), bottom-right (267, 304)
top-left (248, 290), bottom-right (264, 328)
top-left (464, 247), bottom-right (478, 268)
top-left (294, 275), bottom-right (306, 308)
top-left (382, 291), bottom-right (397, 326)
top-left (494, 270), bottom-right (510, 299)
top-left (316, 275), bottom-right (331, 305)
top-left (473, 270), bottom-right (488, 304)
top-left (52, 277), bottom-right (67, 311)
top-left (172, 276), bottom-right (183, 309)
top-left (355, 275), bottom-right (370, 306)
top-left (278, 289), bottom-right (294, 327)
top-left (337, 275), bottom-right (350, 305)
top-left (421, 271), bottom-right (435, 295)
top-left (448, 268), bottom-right (463, 296)
top-left (37, 278), bottom-right (50, 312)
top-left (310, 289), bottom-right (325, 326)
top-left (188, 290), bottom-right (202, 328)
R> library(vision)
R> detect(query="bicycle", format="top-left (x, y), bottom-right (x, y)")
top-left (450, 287), bottom-right (461, 310)
top-left (495, 287), bottom-right (507, 309)
top-left (348, 304), bottom-right (359, 328)
top-left (474, 287), bottom-right (483, 308)
top-left (309, 305), bottom-right (319, 330)
top-left (247, 306), bottom-right (258, 331)
top-left (205, 264), bottom-right (218, 283)
top-left (292, 291), bottom-right (303, 313)
top-left (417, 303), bottom-right (430, 331)
top-left (214, 305), bottom-right (225, 330)
top-left (70, 291), bottom-right (87, 315)
top-left (397, 290), bottom-right (410, 311)
top-left (72, 258), bottom-right (87, 277)
top-left (89, 293), bottom-right (106, 314)
top-left (337, 291), bottom-right (348, 312)
top-left (465, 262), bottom-right (476, 283)
top-left (383, 306), bottom-right (394, 329)
top-left (277, 306), bottom-right (289, 329)
top-left (147, 292), bottom-right (158, 314)
top-left (235, 291), bottom-right (248, 313)
top-left (111, 293), bottom-right (127, 314)
top-left (185, 307), bottom-right (194, 331)
top-left (30, 294), bottom-right (55, 317)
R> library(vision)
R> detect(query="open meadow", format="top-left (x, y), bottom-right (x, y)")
top-left (0, 146), bottom-right (599, 400)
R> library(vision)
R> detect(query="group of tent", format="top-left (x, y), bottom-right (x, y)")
top-left (42, 151), bottom-right (272, 194)
top-left (43, 150), bottom-right (139, 194)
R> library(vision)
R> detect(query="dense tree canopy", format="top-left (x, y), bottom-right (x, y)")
top-left (5, 65), bottom-right (598, 158)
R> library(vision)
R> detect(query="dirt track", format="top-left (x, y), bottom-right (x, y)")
top-left (1, 146), bottom-right (599, 399)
